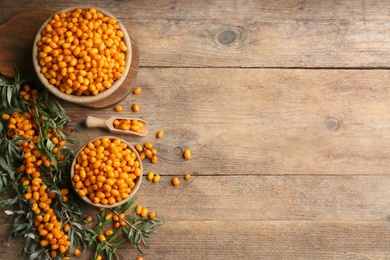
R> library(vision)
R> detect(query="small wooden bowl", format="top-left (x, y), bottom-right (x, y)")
top-left (71, 136), bottom-right (142, 208)
top-left (32, 6), bottom-right (132, 104)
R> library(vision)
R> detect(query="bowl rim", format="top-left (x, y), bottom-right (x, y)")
top-left (70, 136), bottom-right (142, 208)
top-left (32, 6), bottom-right (132, 104)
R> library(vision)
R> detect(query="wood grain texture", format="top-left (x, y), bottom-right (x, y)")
top-left (134, 175), bottom-right (390, 222)
top-left (1, 218), bottom-right (390, 259)
top-left (0, 10), bottom-right (53, 78)
top-left (63, 68), bottom-right (390, 176)
top-left (2, 0), bottom-right (390, 68)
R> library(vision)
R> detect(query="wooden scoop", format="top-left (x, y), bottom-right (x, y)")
top-left (85, 116), bottom-right (149, 136)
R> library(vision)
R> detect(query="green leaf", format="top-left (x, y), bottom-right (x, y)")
top-left (4, 210), bottom-right (14, 215)
top-left (0, 157), bottom-right (14, 179)
top-left (107, 226), bottom-right (122, 242)
top-left (28, 250), bottom-right (43, 260)
top-left (6, 86), bottom-right (12, 107)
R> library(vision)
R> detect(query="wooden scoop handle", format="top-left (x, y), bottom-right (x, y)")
top-left (85, 116), bottom-right (108, 129)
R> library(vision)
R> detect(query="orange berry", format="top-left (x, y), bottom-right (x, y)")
top-left (183, 149), bottom-right (191, 159)
top-left (140, 207), bottom-right (148, 217)
top-left (40, 239), bottom-right (49, 247)
top-left (63, 223), bottom-right (70, 233)
top-left (150, 156), bottom-right (158, 163)
top-left (98, 234), bottom-right (106, 242)
top-left (149, 211), bottom-right (156, 220)
top-left (105, 229), bottom-right (114, 236)
top-left (74, 248), bottom-right (81, 257)
top-left (172, 177), bottom-right (180, 186)
top-left (133, 86), bottom-right (141, 95)
top-left (132, 104), bottom-right (139, 112)
top-left (153, 174), bottom-right (160, 183)
top-left (144, 142), bottom-right (153, 149)
top-left (156, 130), bottom-right (163, 139)
top-left (115, 105), bottom-right (122, 112)
top-left (50, 250), bottom-right (57, 258)
top-left (184, 173), bottom-right (191, 180)
top-left (1, 114), bottom-right (10, 120)
top-left (136, 205), bottom-right (142, 215)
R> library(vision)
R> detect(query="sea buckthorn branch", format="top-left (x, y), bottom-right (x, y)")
top-left (0, 71), bottom-right (164, 259)
top-left (90, 197), bottom-right (163, 259)
top-left (0, 71), bottom-right (84, 259)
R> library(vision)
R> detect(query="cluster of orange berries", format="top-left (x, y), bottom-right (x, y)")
top-left (136, 142), bottom-right (158, 164)
top-left (73, 137), bottom-right (141, 206)
top-left (1, 85), bottom-right (77, 257)
top-left (36, 7), bottom-right (127, 96)
top-left (135, 204), bottom-right (156, 220)
top-left (113, 118), bottom-right (145, 133)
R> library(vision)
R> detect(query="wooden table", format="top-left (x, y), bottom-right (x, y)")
top-left (2, 0), bottom-right (390, 259)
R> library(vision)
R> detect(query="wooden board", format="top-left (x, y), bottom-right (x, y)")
top-left (2, 1), bottom-right (390, 68)
top-left (63, 68), bottom-right (390, 176)
top-left (0, 10), bottom-right (139, 108)
top-left (1, 1), bottom-right (390, 260)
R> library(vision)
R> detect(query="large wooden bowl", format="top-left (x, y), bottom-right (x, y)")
top-left (71, 136), bottom-right (142, 208)
top-left (32, 7), bottom-right (132, 104)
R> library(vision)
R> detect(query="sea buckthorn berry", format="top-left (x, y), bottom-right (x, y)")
top-left (183, 149), bottom-right (191, 159)
top-left (144, 142), bottom-right (153, 149)
top-left (133, 86), bottom-right (141, 95)
top-left (115, 105), bottom-right (122, 112)
top-left (114, 222), bottom-right (120, 229)
top-left (150, 156), bottom-right (158, 164)
top-left (74, 248), bottom-right (81, 257)
top-left (140, 207), bottom-right (148, 217)
top-left (184, 173), bottom-right (191, 180)
top-left (136, 205), bottom-right (142, 215)
top-left (137, 257), bottom-right (144, 260)
top-left (145, 149), bottom-right (152, 158)
top-left (156, 130), bottom-right (163, 139)
top-left (98, 234), bottom-right (106, 242)
top-left (86, 215), bottom-right (93, 222)
top-left (64, 223), bottom-right (70, 233)
top-left (132, 104), bottom-right (139, 112)
top-left (135, 144), bottom-right (143, 152)
top-left (153, 174), bottom-right (160, 183)
top-left (1, 114), bottom-right (10, 120)
top-left (40, 239), bottom-right (49, 247)
top-left (50, 250), bottom-right (57, 258)
top-left (149, 211), bottom-right (156, 220)
top-left (60, 188), bottom-right (69, 195)
top-left (105, 229), bottom-right (114, 236)
top-left (147, 172), bottom-right (154, 180)
top-left (172, 177), bottom-right (180, 186)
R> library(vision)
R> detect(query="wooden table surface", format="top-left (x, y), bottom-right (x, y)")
top-left (2, 0), bottom-right (390, 259)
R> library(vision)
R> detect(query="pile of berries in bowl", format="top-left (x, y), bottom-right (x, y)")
top-left (32, 7), bottom-right (132, 104)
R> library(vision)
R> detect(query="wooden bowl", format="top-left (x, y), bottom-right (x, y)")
top-left (71, 136), bottom-right (142, 208)
top-left (32, 6), bottom-right (132, 104)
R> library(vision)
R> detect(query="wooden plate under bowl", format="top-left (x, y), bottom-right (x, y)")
top-left (0, 10), bottom-right (139, 108)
